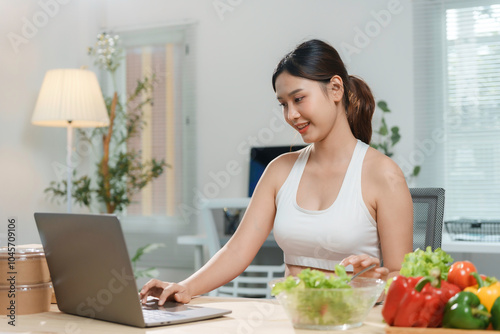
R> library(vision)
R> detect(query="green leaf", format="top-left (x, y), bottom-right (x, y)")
top-left (390, 126), bottom-right (401, 146)
top-left (271, 266), bottom-right (351, 296)
top-left (400, 246), bottom-right (453, 280)
top-left (271, 275), bottom-right (299, 296)
top-left (377, 100), bottom-right (391, 113)
top-left (131, 243), bottom-right (165, 263)
top-left (484, 276), bottom-right (498, 287)
top-left (412, 165), bottom-right (421, 177)
top-left (379, 142), bottom-right (389, 155)
top-left (134, 267), bottom-right (160, 279)
top-left (334, 264), bottom-right (348, 279)
top-left (384, 277), bottom-right (394, 295)
top-left (379, 118), bottom-right (388, 136)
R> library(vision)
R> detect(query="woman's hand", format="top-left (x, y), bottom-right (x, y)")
top-left (340, 254), bottom-right (389, 281)
top-left (139, 279), bottom-right (192, 305)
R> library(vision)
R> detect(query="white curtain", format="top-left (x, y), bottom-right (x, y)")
top-left (116, 24), bottom-right (197, 219)
top-left (414, 0), bottom-right (500, 220)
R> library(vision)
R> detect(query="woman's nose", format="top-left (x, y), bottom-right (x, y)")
top-left (287, 105), bottom-right (300, 121)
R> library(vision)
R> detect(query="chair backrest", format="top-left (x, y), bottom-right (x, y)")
top-left (410, 187), bottom-right (445, 251)
top-left (200, 197), bottom-right (251, 258)
top-left (200, 197), bottom-right (285, 298)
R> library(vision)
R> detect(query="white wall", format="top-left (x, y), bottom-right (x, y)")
top-left (2, 0), bottom-right (496, 281)
top-left (0, 0), bottom-right (105, 244)
top-left (102, 0), bottom-right (414, 201)
top-left (0, 0), bottom-right (413, 243)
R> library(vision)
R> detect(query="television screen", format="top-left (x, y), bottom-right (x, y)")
top-left (248, 145), bottom-right (306, 196)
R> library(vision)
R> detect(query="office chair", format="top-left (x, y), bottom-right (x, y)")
top-left (410, 187), bottom-right (445, 250)
top-left (200, 198), bottom-right (285, 298)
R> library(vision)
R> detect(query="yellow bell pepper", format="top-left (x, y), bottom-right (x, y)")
top-left (464, 273), bottom-right (500, 312)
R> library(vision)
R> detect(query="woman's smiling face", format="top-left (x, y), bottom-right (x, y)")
top-left (275, 71), bottom-right (343, 143)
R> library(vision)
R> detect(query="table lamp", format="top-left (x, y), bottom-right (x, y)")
top-left (32, 68), bottom-right (110, 212)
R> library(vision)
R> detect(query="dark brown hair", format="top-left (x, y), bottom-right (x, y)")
top-left (272, 39), bottom-right (375, 144)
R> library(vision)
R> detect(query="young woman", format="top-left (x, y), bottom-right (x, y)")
top-left (140, 39), bottom-right (413, 305)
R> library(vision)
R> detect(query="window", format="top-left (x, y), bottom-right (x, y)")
top-left (112, 23), bottom-right (197, 219)
top-left (414, 0), bottom-right (500, 220)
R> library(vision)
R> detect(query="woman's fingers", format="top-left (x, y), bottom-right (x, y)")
top-left (341, 254), bottom-right (379, 269)
top-left (340, 255), bottom-right (385, 278)
top-left (140, 279), bottom-right (165, 302)
top-left (375, 266), bottom-right (389, 277)
top-left (157, 283), bottom-right (186, 305)
top-left (173, 290), bottom-right (192, 304)
top-left (372, 267), bottom-right (390, 282)
top-left (140, 280), bottom-right (192, 306)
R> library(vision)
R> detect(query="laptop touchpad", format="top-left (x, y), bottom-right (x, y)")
top-left (142, 299), bottom-right (192, 312)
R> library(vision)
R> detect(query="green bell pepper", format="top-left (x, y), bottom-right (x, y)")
top-left (442, 291), bottom-right (490, 330)
top-left (492, 296), bottom-right (500, 330)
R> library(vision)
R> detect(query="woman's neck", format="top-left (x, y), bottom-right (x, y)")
top-left (310, 116), bottom-right (358, 165)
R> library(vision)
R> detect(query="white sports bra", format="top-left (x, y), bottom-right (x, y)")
top-left (273, 140), bottom-right (380, 271)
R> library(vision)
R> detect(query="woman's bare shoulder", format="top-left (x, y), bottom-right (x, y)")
top-left (267, 148), bottom-right (305, 175)
top-left (262, 147), bottom-right (305, 188)
top-left (269, 149), bottom-right (303, 168)
top-left (364, 146), bottom-right (407, 189)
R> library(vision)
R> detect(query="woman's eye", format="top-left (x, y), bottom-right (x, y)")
top-left (279, 102), bottom-right (287, 108)
top-left (294, 97), bottom-right (304, 103)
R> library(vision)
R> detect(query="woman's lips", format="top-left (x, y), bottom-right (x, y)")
top-left (296, 122), bottom-right (310, 134)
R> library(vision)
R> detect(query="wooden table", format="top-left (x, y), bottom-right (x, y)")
top-left (0, 296), bottom-right (387, 333)
top-left (0, 297), bottom-right (491, 333)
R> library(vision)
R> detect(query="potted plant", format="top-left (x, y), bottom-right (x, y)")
top-left (371, 100), bottom-right (421, 180)
top-left (45, 33), bottom-right (167, 279)
top-left (45, 33), bottom-right (168, 214)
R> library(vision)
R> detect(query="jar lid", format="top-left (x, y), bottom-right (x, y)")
top-left (0, 244), bottom-right (45, 257)
top-left (0, 282), bottom-right (52, 291)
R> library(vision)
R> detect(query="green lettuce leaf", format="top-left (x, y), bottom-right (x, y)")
top-left (271, 264), bottom-right (351, 296)
top-left (399, 246), bottom-right (453, 280)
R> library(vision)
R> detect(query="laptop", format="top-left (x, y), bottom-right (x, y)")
top-left (34, 212), bottom-right (231, 328)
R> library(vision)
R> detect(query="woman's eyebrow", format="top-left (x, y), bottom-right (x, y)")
top-left (277, 88), bottom-right (303, 100)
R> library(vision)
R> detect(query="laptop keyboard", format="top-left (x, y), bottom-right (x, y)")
top-left (141, 300), bottom-right (189, 323)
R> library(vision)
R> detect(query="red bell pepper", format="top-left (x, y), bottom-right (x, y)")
top-left (383, 273), bottom-right (461, 327)
top-left (418, 278), bottom-right (462, 327)
top-left (382, 275), bottom-right (421, 325)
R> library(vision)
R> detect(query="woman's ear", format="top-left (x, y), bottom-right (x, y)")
top-left (329, 76), bottom-right (344, 102)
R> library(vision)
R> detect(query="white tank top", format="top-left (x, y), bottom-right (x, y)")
top-left (273, 140), bottom-right (380, 271)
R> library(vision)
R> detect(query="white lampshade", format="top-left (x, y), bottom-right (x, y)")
top-left (32, 69), bottom-right (109, 128)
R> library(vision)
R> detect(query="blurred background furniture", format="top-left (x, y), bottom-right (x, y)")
top-left (410, 187), bottom-right (445, 251)
top-left (178, 197), bottom-right (285, 298)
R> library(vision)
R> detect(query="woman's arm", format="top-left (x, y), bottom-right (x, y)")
top-left (340, 152), bottom-right (413, 281)
top-left (175, 171), bottom-right (278, 297)
top-left (372, 154), bottom-right (413, 279)
top-left (140, 154), bottom-right (294, 305)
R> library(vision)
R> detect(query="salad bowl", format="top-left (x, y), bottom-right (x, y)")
top-left (270, 275), bottom-right (385, 330)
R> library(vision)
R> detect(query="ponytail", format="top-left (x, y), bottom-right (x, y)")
top-left (346, 75), bottom-right (375, 145)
